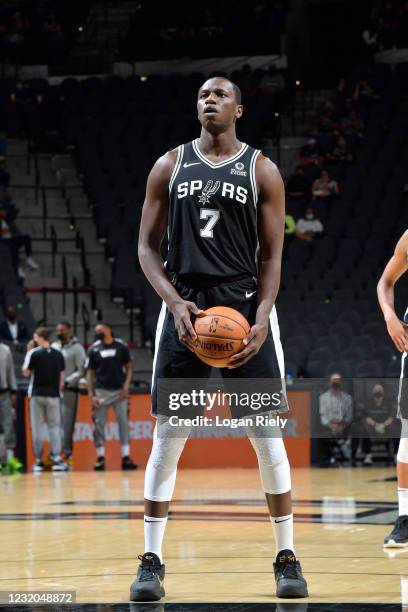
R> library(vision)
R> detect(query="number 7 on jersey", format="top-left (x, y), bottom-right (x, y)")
top-left (200, 208), bottom-right (220, 238)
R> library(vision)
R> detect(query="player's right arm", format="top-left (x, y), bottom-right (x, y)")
top-left (377, 230), bottom-right (408, 352)
top-left (138, 150), bottom-right (203, 350)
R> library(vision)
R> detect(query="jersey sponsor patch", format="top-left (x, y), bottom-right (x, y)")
top-left (231, 161), bottom-right (247, 176)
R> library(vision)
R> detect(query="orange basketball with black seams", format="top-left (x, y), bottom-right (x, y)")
top-left (193, 306), bottom-right (250, 368)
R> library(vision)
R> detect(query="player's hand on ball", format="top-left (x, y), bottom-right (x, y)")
top-left (386, 316), bottom-right (408, 352)
top-left (227, 323), bottom-right (268, 369)
top-left (171, 300), bottom-right (205, 351)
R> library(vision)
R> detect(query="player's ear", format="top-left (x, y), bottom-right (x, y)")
top-left (235, 105), bottom-right (243, 120)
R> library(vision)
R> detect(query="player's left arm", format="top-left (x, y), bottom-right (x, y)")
top-left (228, 155), bottom-right (284, 368)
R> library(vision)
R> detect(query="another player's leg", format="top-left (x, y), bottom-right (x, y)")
top-left (130, 417), bottom-right (191, 601)
top-left (384, 418), bottom-right (408, 548)
top-left (30, 397), bottom-right (46, 472)
top-left (246, 426), bottom-right (308, 598)
top-left (92, 391), bottom-right (108, 470)
top-left (113, 394), bottom-right (138, 470)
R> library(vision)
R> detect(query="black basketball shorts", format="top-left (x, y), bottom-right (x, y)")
top-left (150, 275), bottom-right (287, 416)
top-left (398, 352), bottom-right (408, 419)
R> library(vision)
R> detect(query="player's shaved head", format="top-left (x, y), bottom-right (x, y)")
top-left (199, 76), bottom-right (242, 104)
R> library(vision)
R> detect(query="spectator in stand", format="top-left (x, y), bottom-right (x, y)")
top-left (318, 373), bottom-right (354, 466)
top-left (300, 138), bottom-right (323, 167)
top-left (0, 306), bottom-right (29, 344)
top-left (296, 207), bottom-right (324, 242)
top-left (22, 327), bottom-right (68, 473)
top-left (316, 100), bottom-right (338, 134)
top-left (0, 204), bottom-right (38, 278)
top-left (0, 338), bottom-right (21, 472)
top-left (326, 136), bottom-right (354, 165)
top-left (52, 321), bottom-right (86, 467)
top-left (286, 166), bottom-right (311, 201)
top-left (86, 323), bottom-right (137, 471)
top-left (341, 108), bottom-right (365, 146)
top-left (358, 384), bottom-right (399, 465)
top-left (312, 169), bottom-right (340, 201)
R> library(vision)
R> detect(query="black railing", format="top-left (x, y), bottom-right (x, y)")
top-left (72, 276), bottom-right (79, 334)
top-left (62, 255), bottom-right (68, 314)
top-left (41, 185), bottom-right (47, 238)
top-left (78, 234), bottom-right (91, 286)
top-left (81, 300), bottom-right (91, 345)
top-left (50, 225), bottom-right (58, 277)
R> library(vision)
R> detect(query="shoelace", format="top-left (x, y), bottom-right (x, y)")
top-left (138, 555), bottom-right (160, 582)
top-left (277, 558), bottom-right (300, 580)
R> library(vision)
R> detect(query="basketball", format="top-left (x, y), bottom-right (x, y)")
top-left (193, 306), bottom-right (250, 368)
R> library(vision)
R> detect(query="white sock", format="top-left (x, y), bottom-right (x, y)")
top-left (6, 449), bottom-right (14, 461)
top-left (270, 513), bottom-right (294, 556)
top-left (96, 447), bottom-right (105, 458)
top-left (121, 444), bottom-right (129, 457)
top-left (144, 515), bottom-right (167, 563)
top-left (399, 488), bottom-right (408, 516)
top-left (401, 575), bottom-right (408, 608)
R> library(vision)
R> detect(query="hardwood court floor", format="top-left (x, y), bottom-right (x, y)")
top-left (0, 466), bottom-right (406, 605)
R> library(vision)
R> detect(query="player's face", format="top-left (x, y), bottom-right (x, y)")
top-left (197, 79), bottom-right (242, 133)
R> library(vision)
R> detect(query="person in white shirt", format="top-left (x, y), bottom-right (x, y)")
top-left (296, 207), bottom-right (324, 241)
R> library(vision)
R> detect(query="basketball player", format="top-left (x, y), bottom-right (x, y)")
top-left (130, 77), bottom-right (308, 601)
top-left (377, 230), bottom-right (408, 547)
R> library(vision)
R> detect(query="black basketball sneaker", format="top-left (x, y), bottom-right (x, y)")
top-left (273, 549), bottom-right (308, 598)
top-left (384, 515), bottom-right (408, 547)
top-left (130, 552), bottom-right (165, 601)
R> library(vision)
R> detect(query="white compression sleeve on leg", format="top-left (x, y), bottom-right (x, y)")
top-left (144, 417), bottom-right (191, 502)
top-left (245, 423), bottom-right (291, 494)
top-left (397, 419), bottom-right (408, 464)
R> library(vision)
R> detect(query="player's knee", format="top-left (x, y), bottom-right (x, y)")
top-left (249, 435), bottom-right (288, 467)
top-left (148, 437), bottom-right (185, 471)
top-left (398, 422), bottom-right (408, 463)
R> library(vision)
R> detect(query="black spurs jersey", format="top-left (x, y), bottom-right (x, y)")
top-left (166, 139), bottom-right (261, 279)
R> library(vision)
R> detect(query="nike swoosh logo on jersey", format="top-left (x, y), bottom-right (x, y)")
top-left (245, 291), bottom-right (256, 298)
top-left (183, 161), bottom-right (201, 167)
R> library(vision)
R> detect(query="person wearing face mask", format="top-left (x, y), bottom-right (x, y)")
top-left (358, 384), bottom-right (399, 466)
top-left (318, 373), bottom-right (354, 466)
top-left (51, 321), bottom-right (86, 467)
top-left (85, 323), bottom-right (137, 471)
top-left (0, 306), bottom-right (29, 344)
top-left (296, 207), bottom-right (323, 242)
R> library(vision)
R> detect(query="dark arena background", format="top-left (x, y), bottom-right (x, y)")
top-left (0, 0), bottom-right (408, 610)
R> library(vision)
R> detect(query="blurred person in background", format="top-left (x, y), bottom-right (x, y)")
top-left (0, 204), bottom-right (38, 278)
top-left (318, 373), bottom-right (353, 466)
top-left (0, 338), bottom-right (21, 473)
top-left (0, 305), bottom-right (29, 344)
top-left (52, 321), bottom-right (86, 467)
top-left (86, 323), bottom-right (137, 471)
top-left (286, 166), bottom-right (311, 201)
top-left (358, 383), bottom-right (399, 465)
top-left (296, 207), bottom-right (324, 242)
top-left (312, 169), bottom-right (340, 202)
top-left (22, 327), bottom-right (67, 472)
